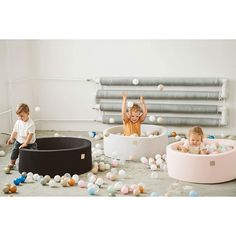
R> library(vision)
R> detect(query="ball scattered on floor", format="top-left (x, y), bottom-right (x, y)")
top-left (72, 174), bottom-right (79, 183)
top-left (54, 175), bottom-right (61, 183)
top-left (189, 190), bottom-right (198, 197)
top-left (0, 150), bottom-right (6, 157)
top-left (4, 167), bottom-right (11, 174)
top-left (78, 180), bottom-right (86, 188)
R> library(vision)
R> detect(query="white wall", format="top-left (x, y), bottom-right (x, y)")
top-left (0, 40), bottom-right (33, 133)
top-left (0, 41), bottom-right (11, 132)
top-left (30, 40), bottom-right (236, 135)
top-left (1, 40), bottom-right (236, 135)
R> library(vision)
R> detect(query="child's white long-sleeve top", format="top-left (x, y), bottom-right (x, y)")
top-left (13, 118), bottom-right (36, 144)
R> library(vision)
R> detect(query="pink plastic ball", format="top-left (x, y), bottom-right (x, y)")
top-left (121, 185), bottom-right (129, 195)
top-left (78, 180), bottom-right (86, 188)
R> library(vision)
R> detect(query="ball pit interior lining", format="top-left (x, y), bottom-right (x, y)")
top-left (166, 139), bottom-right (236, 183)
top-left (19, 137), bottom-right (92, 176)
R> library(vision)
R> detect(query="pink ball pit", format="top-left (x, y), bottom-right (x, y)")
top-left (166, 139), bottom-right (236, 184)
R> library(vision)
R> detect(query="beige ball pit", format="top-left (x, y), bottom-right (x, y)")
top-left (103, 125), bottom-right (168, 161)
top-left (166, 139), bottom-right (236, 184)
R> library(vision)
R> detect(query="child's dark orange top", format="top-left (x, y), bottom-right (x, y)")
top-left (123, 119), bottom-right (141, 136)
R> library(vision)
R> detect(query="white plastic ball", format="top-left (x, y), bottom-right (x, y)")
top-left (87, 172), bottom-right (93, 179)
top-left (0, 150), bottom-right (6, 156)
top-left (162, 154), bottom-right (167, 160)
top-left (93, 161), bottom-right (99, 167)
top-left (175, 135), bottom-right (181, 141)
top-left (109, 117), bottom-right (115, 124)
top-left (27, 172), bottom-right (33, 177)
top-left (105, 163), bottom-right (111, 170)
top-left (49, 180), bottom-right (57, 188)
top-left (114, 181), bottom-right (123, 191)
top-left (89, 175), bottom-right (97, 183)
top-left (140, 156), bottom-right (148, 164)
top-left (157, 84), bottom-right (164, 91)
top-left (160, 162), bottom-right (165, 170)
top-left (157, 117), bottom-right (164, 123)
top-left (106, 172), bottom-right (112, 179)
top-left (98, 163), bottom-right (106, 172)
top-left (104, 131), bottom-right (110, 137)
top-left (34, 106), bottom-right (41, 112)
top-left (132, 78), bottom-right (139, 85)
top-left (118, 169), bottom-right (126, 177)
top-left (148, 157), bottom-right (155, 165)
top-left (72, 174), bottom-right (79, 183)
top-left (95, 178), bottom-right (104, 186)
top-left (33, 174), bottom-right (40, 181)
top-left (87, 182), bottom-right (94, 189)
top-left (127, 101), bottom-right (134, 108)
top-left (54, 133), bottom-right (60, 137)
top-left (130, 184), bottom-right (139, 191)
top-left (155, 154), bottom-right (162, 160)
top-left (94, 135), bottom-right (101, 140)
top-left (96, 149), bottom-right (103, 156)
top-left (95, 143), bottom-right (102, 149)
top-left (111, 168), bottom-right (118, 175)
top-left (64, 173), bottom-right (71, 178)
top-left (54, 175), bottom-right (61, 182)
top-left (25, 176), bottom-right (33, 183)
top-left (149, 115), bottom-right (156, 122)
top-left (155, 158), bottom-right (163, 166)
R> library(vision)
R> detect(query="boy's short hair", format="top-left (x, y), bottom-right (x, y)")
top-left (16, 103), bottom-right (30, 114)
top-left (130, 103), bottom-right (142, 113)
top-left (188, 126), bottom-right (204, 140)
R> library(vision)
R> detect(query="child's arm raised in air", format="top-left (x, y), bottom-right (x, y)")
top-left (139, 96), bottom-right (147, 122)
top-left (121, 94), bottom-right (129, 123)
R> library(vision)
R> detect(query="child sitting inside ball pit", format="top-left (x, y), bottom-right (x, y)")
top-left (177, 126), bottom-right (208, 154)
top-left (177, 126), bottom-right (234, 155)
top-left (121, 94), bottom-right (147, 136)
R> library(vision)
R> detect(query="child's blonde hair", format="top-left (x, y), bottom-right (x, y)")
top-left (188, 126), bottom-right (204, 141)
top-left (129, 103), bottom-right (142, 113)
top-left (16, 103), bottom-right (30, 115)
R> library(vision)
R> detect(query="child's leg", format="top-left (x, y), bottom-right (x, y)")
top-left (9, 141), bottom-right (21, 168)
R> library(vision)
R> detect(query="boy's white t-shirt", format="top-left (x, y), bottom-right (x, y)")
top-left (183, 140), bottom-right (205, 154)
top-left (13, 118), bottom-right (36, 144)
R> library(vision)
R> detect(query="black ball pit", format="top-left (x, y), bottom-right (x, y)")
top-left (19, 137), bottom-right (92, 177)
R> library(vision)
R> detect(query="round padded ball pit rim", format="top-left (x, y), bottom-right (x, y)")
top-left (166, 139), bottom-right (236, 184)
top-left (19, 137), bottom-right (92, 176)
top-left (103, 125), bottom-right (168, 161)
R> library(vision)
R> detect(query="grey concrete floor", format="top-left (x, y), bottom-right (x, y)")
top-left (0, 131), bottom-right (236, 197)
